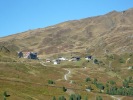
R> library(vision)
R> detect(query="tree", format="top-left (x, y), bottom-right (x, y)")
top-left (128, 87), bottom-right (133, 96)
top-left (123, 81), bottom-right (129, 88)
top-left (4, 97), bottom-right (6, 100)
top-left (3, 91), bottom-right (10, 100)
top-left (69, 95), bottom-right (73, 100)
top-left (96, 96), bottom-right (103, 100)
top-left (53, 96), bottom-right (56, 100)
top-left (69, 94), bottom-right (75, 100)
top-left (106, 88), bottom-right (109, 94)
top-left (62, 87), bottom-right (67, 92)
top-left (58, 96), bottom-right (62, 100)
top-left (86, 77), bottom-right (91, 82)
top-left (60, 96), bottom-right (66, 100)
top-left (109, 86), bottom-right (117, 95)
top-left (76, 94), bottom-right (81, 100)
top-left (119, 58), bottom-right (125, 63)
top-left (96, 83), bottom-right (105, 92)
top-left (48, 80), bottom-right (55, 84)
top-left (58, 96), bottom-right (66, 100)
top-left (109, 80), bottom-right (116, 85)
top-left (94, 59), bottom-right (99, 64)
top-left (69, 94), bottom-right (81, 100)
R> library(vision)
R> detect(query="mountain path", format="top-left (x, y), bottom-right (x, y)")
top-left (64, 68), bottom-right (75, 94)
top-left (111, 95), bottom-right (124, 100)
top-left (64, 68), bottom-right (73, 83)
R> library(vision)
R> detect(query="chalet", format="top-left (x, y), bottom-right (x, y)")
top-left (23, 52), bottom-right (31, 58)
top-left (53, 59), bottom-right (60, 65)
top-left (46, 59), bottom-right (51, 63)
top-left (58, 57), bottom-right (67, 61)
top-left (28, 52), bottom-right (38, 59)
top-left (70, 57), bottom-right (80, 61)
top-left (18, 52), bottom-right (38, 59)
top-left (85, 56), bottom-right (92, 60)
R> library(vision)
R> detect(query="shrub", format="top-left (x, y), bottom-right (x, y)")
top-left (119, 58), bottom-right (125, 63)
top-left (96, 83), bottom-right (105, 92)
top-left (86, 77), bottom-right (91, 82)
top-left (109, 80), bottom-right (116, 85)
top-left (58, 96), bottom-right (66, 100)
top-left (96, 96), bottom-right (103, 100)
top-left (53, 96), bottom-right (56, 100)
top-left (123, 81), bottom-right (129, 88)
top-left (69, 94), bottom-right (81, 100)
top-left (94, 59), bottom-right (99, 64)
top-left (48, 80), bottom-right (55, 84)
top-left (3, 91), bottom-right (10, 100)
top-left (62, 87), bottom-right (67, 92)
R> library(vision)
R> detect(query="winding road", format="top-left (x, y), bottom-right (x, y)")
top-left (64, 69), bottom-right (73, 83)
top-left (64, 69), bottom-right (71, 80)
top-left (63, 68), bottom-right (75, 94)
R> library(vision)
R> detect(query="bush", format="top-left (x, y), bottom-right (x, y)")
top-left (108, 80), bottom-right (116, 85)
top-left (86, 77), bottom-right (91, 82)
top-left (123, 81), bottom-right (129, 88)
top-left (96, 96), bottom-right (103, 100)
top-left (94, 59), bottom-right (99, 64)
top-left (69, 94), bottom-right (81, 100)
top-left (107, 86), bottom-right (133, 96)
top-left (48, 80), bottom-right (55, 84)
top-left (58, 96), bottom-right (66, 100)
top-left (119, 58), bottom-right (125, 63)
top-left (3, 91), bottom-right (10, 100)
top-left (96, 83), bottom-right (105, 92)
top-left (109, 55), bottom-right (114, 59)
top-left (53, 96), bottom-right (56, 100)
top-left (62, 87), bottom-right (67, 92)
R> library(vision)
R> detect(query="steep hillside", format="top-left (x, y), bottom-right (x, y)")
top-left (0, 8), bottom-right (133, 56)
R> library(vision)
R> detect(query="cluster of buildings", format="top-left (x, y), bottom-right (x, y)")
top-left (18, 51), bottom-right (38, 59)
top-left (46, 56), bottom-right (93, 65)
top-left (18, 51), bottom-right (93, 65)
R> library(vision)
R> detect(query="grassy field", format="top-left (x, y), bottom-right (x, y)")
top-left (0, 53), bottom-right (133, 100)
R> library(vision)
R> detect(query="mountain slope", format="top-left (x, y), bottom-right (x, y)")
top-left (0, 8), bottom-right (133, 56)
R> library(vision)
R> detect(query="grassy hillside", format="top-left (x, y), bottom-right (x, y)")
top-left (0, 52), bottom-right (133, 100)
top-left (0, 8), bottom-right (133, 57)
